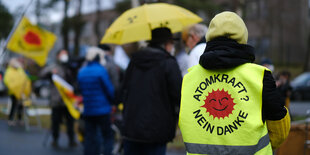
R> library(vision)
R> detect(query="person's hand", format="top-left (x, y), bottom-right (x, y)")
top-left (276, 79), bottom-right (284, 87)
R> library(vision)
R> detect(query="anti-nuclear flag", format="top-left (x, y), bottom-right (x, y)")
top-left (7, 17), bottom-right (57, 66)
top-left (52, 74), bottom-right (80, 120)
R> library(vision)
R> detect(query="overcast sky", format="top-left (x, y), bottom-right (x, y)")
top-left (2, 0), bottom-right (116, 24)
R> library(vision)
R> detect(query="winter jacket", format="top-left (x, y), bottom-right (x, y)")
top-left (121, 46), bottom-right (182, 143)
top-left (78, 61), bottom-right (114, 116)
top-left (199, 37), bottom-right (290, 150)
top-left (188, 37), bottom-right (206, 69)
top-left (104, 54), bottom-right (121, 90)
top-left (181, 11), bottom-right (289, 153)
top-left (40, 62), bottom-right (73, 107)
top-left (199, 37), bottom-right (287, 121)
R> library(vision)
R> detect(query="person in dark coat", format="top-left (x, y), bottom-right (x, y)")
top-left (120, 27), bottom-right (182, 155)
top-left (77, 47), bottom-right (114, 155)
top-left (276, 71), bottom-right (292, 108)
top-left (40, 49), bottom-right (76, 148)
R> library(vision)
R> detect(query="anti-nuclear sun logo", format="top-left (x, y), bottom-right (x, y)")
top-left (201, 89), bottom-right (236, 119)
top-left (24, 31), bottom-right (41, 46)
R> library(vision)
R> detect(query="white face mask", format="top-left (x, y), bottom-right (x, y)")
top-left (59, 54), bottom-right (68, 63)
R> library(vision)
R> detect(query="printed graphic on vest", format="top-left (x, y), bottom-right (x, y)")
top-left (192, 74), bottom-right (249, 136)
top-left (201, 89), bottom-right (235, 119)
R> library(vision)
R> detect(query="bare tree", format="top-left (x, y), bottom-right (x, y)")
top-left (62, 0), bottom-right (70, 51)
top-left (35, 0), bottom-right (41, 24)
top-left (94, 0), bottom-right (101, 44)
top-left (45, 0), bottom-right (71, 51)
top-left (0, 1), bottom-right (13, 40)
top-left (303, 34), bottom-right (310, 71)
top-left (73, 0), bottom-right (83, 56)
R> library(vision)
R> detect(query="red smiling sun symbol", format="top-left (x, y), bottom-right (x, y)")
top-left (201, 89), bottom-right (236, 119)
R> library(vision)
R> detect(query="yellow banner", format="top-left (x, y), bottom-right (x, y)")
top-left (52, 74), bottom-right (80, 120)
top-left (7, 16), bottom-right (57, 66)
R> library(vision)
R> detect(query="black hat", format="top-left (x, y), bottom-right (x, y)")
top-left (98, 44), bottom-right (111, 51)
top-left (150, 27), bottom-right (178, 45)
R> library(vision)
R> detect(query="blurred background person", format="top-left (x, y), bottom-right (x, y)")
top-left (182, 24), bottom-right (208, 68)
top-left (40, 49), bottom-right (77, 148)
top-left (260, 58), bottom-right (275, 73)
top-left (114, 45), bottom-right (130, 71)
top-left (98, 44), bottom-right (121, 90)
top-left (120, 27), bottom-right (182, 155)
top-left (276, 71), bottom-right (292, 108)
top-left (98, 44), bottom-right (123, 106)
top-left (175, 48), bottom-right (189, 77)
top-left (77, 47), bottom-right (114, 155)
top-left (4, 58), bottom-right (31, 126)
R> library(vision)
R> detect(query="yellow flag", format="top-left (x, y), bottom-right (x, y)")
top-left (7, 17), bottom-right (57, 66)
top-left (52, 74), bottom-right (80, 120)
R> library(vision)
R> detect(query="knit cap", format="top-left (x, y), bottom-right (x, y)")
top-left (206, 11), bottom-right (248, 44)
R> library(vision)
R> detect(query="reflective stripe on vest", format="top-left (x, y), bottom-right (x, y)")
top-left (185, 133), bottom-right (270, 155)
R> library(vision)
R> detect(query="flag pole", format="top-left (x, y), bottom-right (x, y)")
top-left (0, 0), bottom-right (34, 58)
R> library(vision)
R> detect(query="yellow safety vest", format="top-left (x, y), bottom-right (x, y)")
top-left (179, 63), bottom-right (272, 155)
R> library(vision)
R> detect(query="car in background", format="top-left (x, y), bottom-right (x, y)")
top-left (291, 72), bottom-right (310, 101)
top-left (33, 79), bottom-right (51, 99)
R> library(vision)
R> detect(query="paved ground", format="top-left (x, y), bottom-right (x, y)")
top-left (0, 95), bottom-right (308, 155)
top-left (0, 119), bottom-right (186, 155)
top-left (0, 96), bottom-right (186, 155)
top-left (0, 120), bottom-right (83, 155)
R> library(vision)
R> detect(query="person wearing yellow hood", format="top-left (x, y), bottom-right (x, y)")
top-left (179, 11), bottom-right (290, 155)
top-left (4, 58), bottom-right (31, 126)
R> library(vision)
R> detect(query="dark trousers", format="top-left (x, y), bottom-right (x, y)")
top-left (123, 140), bottom-right (167, 155)
top-left (51, 106), bottom-right (74, 143)
top-left (83, 114), bottom-right (113, 155)
top-left (8, 95), bottom-right (23, 121)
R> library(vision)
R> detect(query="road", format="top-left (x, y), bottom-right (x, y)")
top-left (0, 96), bottom-right (309, 155)
top-left (0, 121), bottom-right (83, 155)
top-left (289, 101), bottom-right (310, 116)
top-left (0, 96), bottom-right (186, 155)
top-left (0, 120), bottom-right (185, 155)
